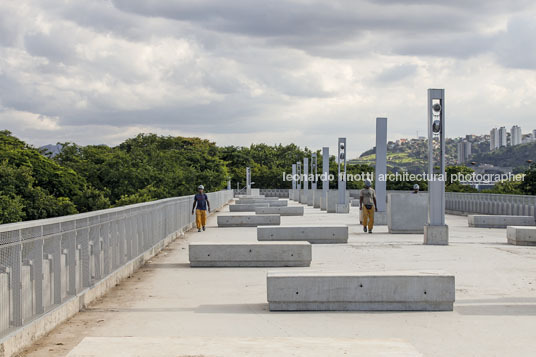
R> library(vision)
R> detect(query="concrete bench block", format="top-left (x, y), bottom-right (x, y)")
top-left (351, 199), bottom-right (360, 207)
top-left (468, 215), bottom-right (535, 228)
top-left (268, 200), bottom-right (288, 207)
top-left (218, 215), bottom-right (280, 227)
top-left (255, 206), bottom-right (304, 216)
top-left (507, 226), bottom-right (536, 246)
top-left (267, 271), bottom-right (455, 311)
top-left (257, 225), bottom-right (348, 244)
top-left (189, 242), bottom-right (311, 267)
top-left (236, 195), bottom-right (265, 199)
top-left (229, 203), bottom-right (270, 212)
top-left (387, 193), bottom-right (428, 233)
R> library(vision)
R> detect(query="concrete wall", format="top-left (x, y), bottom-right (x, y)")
top-left (387, 193), bottom-right (428, 233)
top-left (189, 242), bottom-right (311, 267)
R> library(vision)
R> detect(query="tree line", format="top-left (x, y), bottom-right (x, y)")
top-left (0, 130), bottom-right (534, 224)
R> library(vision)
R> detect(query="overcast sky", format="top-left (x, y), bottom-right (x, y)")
top-left (1, 0), bottom-right (535, 158)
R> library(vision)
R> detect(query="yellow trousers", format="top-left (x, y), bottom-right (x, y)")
top-left (196, 209), bottom-right (207, 229)
top-left (362, 206), bottom-right (374, 231)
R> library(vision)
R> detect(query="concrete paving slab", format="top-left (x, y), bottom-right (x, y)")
top-left (66, 336), bottom-right (423, 357)
top-left (21, 202), bottom-right (536, 357)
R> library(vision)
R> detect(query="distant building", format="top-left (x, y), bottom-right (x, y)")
top-left (490, 128), bottom-right (499, 150)
top-left (522, 133), bottom-right (534, 144)
top-left (511, 125), bottom-right (522, 146)
top-left (457, 140), bottom-right (472, 164)
top-left (498, 127), bottom-right (508, 147)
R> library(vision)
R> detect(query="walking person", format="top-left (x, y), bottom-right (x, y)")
top-left (192, 185), bottom-right (211, 232)
top-left (360, 180), bottom-right (377, 233)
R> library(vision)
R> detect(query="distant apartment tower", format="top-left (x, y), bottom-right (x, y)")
top-left (498, 126), bottom-right (508, 147)
top-left (457, 140), bottom-right (472, 164)
top-left (511, 125), bottom-right (522, 146)
top-left (490, 128), bottom-right (499, 150)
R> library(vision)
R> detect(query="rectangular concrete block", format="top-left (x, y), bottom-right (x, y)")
top-left (468, 215), bottom-right (535, 228)
top-left (267, 271), bottom-right (455, 311)
top-left (335, 203), bottom-right (349, 213)
top-left (257, 225), bottom-right (348, 244)
top-left (387, 193), bottom-right (428, 233)
top-left (189, 242), bottom-right (311, 267)
top-left (424, 225), bottom-right (449, 246)
top-left (507, 226), bottom-right (536, 246)
top-left (229, 203), bottom-right (270, 212)
top-left (327, 191), bottom-right (350, 213)
top-left (218, 215), bottom-right (280, 227)
top-left (306, 191), bottom-right (314, 206)
top-left (268, 200), bottom-right (288, 207)
top-left (236, 195), bottom-right (265, 199)
top-left (255, 206), bottom-right (304, 216)
top-left (313, 190), bottom-right (321, 208)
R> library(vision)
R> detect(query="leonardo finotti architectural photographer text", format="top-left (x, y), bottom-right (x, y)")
top-left (283, 172), bottom-right (525, 184)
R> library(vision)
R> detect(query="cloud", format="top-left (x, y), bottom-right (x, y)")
top-left (0, 0), bottom-right (536, 158)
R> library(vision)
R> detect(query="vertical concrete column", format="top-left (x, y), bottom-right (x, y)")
top-left (311, 153), bottom-right (318, 190)
top-left (292, 164), bottom-right (297, 190)
top-left (322, 147), bottom-right (329, 211)
top-left (375, 118), bottom-right (387, 212)
top-left (303, 158), bottom-right (309, 192)
top-left (338, 138), bottom-right (347, 205)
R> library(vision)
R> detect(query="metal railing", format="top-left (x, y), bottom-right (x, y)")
top-left (0, 190), bottom-right (233, 337)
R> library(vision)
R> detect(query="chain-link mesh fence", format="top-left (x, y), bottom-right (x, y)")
top-left (0, 190), bottom-right (233, 337)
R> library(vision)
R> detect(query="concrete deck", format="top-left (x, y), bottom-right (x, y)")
top-left (22, 200), bottom-right (536, 357)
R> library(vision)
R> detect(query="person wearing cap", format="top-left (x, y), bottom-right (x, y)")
top-left (413, 184), bottom-right (420, 194)
top-left (192, 185), bottom-right (211, 232)
top-left (360, 180), bottom-right (377, 233)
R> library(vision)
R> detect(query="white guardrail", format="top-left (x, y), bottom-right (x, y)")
top-left (0, 190), bottom-right (234, 338)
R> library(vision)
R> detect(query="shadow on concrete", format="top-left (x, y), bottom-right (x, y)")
top-left (144, 263), bottom-right (191, 269)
